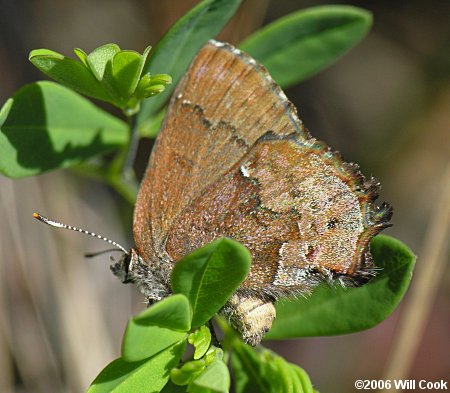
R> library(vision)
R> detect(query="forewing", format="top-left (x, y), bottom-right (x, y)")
top-left (133, 41), bottom-right (309, 261)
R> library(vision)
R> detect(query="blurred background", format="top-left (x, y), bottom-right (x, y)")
top-left (0, 0), bottom-right (449, 392)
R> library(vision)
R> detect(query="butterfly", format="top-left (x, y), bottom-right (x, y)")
top-left (35, 40), bottom-right (392, 346)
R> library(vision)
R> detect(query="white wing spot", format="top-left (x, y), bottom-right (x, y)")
top-left (240, 165), bottom-right (250, 178)
top-left (278, 242), bottom-right (288, 257)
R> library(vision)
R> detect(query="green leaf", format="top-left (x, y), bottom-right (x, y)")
top-left (136, 74), bottom-right (173, 99)
top-left (231, 344), bottom-right (279, 393)
top-left (29, 49), bottom-right (113, 102)
top-left (171, 238), bottom-right (251, 328)
top-left (291, 365), bottom-right (314, 393)
top-left (231, 343), bottom-right (314, 393)
top-left (0, 98), bottom-right (12, 127)
top-left (171, 359), bottom-right (206, 386)
top-left (122, 323), bottom-right (186, 363)
top-left (104, 47), bottom-right (152, 110)
top-left (88, 341), bottom-right (186, 393)
top-left (286, 364), bottom-right (304, 393)
top-left (188, 325), bottom-right (212, 360)
top-left (137, 0), bottom-right (243, 124)
top-left (87, 43), bottom-right (121, 81)
top-left (265, 235), bottom-right (416, 339)
top-left (240, 5), bottom-right (372, 87)
top-left (30, 44), bottom-right (158, 113)
top-left (73, 47), bottom-right (89, 67)
top-left (204, 346), bottom-right (223, 366)
top-left (273, 356), bottom-right (297, 393)
top-left (110, 50), bottom-right (143, 99)
top-left (189, 360), bottom-right (230, 393)
top-left (170, 349), bottom-right (225, 388)
top-left (0, 81), bottom-right (127, 178)
top-left (161, 380), bottom-right (188, 393)
top-left (133, 294), bottom-right (192, 331)
top-left (122, 295), bottom-right (191, 362)
top-left (138, 108), bottom-right (165, 138)
top-left (272, 355), bottom-right (315, 393)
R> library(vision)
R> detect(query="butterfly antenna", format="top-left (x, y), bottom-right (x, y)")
top-left (84, 249), bottom-right (125, 258)
top-left (33, 212), bottom-right (128, 254)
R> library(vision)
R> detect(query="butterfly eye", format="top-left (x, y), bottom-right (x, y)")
top-left (123, 254), bottom-right (133, 283)
top-left (110, 253), bottom-right (133, 284)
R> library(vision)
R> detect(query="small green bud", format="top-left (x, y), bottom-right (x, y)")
top-left (170, 359), bottom-right (206, 386)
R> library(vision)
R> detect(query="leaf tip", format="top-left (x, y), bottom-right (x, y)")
top-left (0, 97), bottom-right (13, 127)
top-left (29, 48), bottom-right (64, 61)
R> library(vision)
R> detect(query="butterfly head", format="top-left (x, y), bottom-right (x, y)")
top-left (109, 248), bottom-right (142, 284)
top-left (33, 213), bottom-right (171, 303)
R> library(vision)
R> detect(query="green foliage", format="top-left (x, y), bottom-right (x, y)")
top-left (122, 295), bottom-right (191, 362)
top-left (89, 295), bottom-right (191, 390)
top-left (170, 345), bottom-right (229, 392)
top-left (188, 325), bottom-right (212, 359)
top-left (188, 360), bottom-right (230, 393)
top-left (160, 381), bottom-right (188, 393)
top-left (0, 81), bottom-right (127, 178)
top-left (231, 341), bottom-right (314, 393)
top-left (170, 359), bottom-right (208, 386)
top-left (171, 238), bottom-right (251, 327)
top-left (29, 44), bottom-right (171, 115)
top-left (89, 240), bottom-right (248, 392)
top-left (241, 5), bottom-right (372, 87)
top-left (87, 341), bottom-right (186, 393)
top-left (265, 235), bottom-right (416, 339)
top-left (1, 1), bottom-right (416, 392)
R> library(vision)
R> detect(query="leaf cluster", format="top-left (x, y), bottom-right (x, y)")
top-left (30, 44), bottom-right (171, 115)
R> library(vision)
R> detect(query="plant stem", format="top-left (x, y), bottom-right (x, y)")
top-left (122, 114), bottom-right (140, 182)
top-left (208, 320), bottom-right (222, 348)
top-left (107, 172), bottom-right (138, 205)
top-left (72, 162), bottom-right (138, 205)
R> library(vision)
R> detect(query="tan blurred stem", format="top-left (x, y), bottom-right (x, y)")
top-left (380, 162), bottom-right (450, 389)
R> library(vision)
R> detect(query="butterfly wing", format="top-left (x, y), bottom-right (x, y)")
top-left (165, 135), bottom-right (392, 298)
top-left (133, 41), bottom-right (309, 263)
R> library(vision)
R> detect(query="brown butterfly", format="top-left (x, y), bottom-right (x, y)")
top-left (35, 40), bottom-right (392, 346)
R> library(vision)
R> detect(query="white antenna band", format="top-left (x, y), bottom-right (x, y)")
top-left (33, 212), bottom-right (128, 254)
